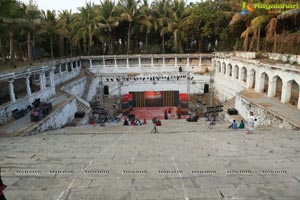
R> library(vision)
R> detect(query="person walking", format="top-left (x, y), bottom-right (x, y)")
top-left (246, 112), bottom-right (255, 134)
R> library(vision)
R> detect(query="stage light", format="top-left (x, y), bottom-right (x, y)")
top-left (106, 78), bottom-right (109, 81)
top-left (191, 77), bottom-right (194, 80)
top-left (110, 78), bottom-right (114, 81)
top-left (143, 77), bottom-right (145, 81)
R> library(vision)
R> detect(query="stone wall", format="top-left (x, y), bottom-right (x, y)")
top-left (0, 87), bottom-right (55, 125)
top-left (235, 94), bottom-right (298, 129)
top-left (62, 77), bottom-right (87, 97)
top-left (214, 73), bottom-right (246, 102)
top-left (54, 69), bottom-right (81, 86)
top-left (26, 97), bottom-right (77, 135)
top-left (266, 53), bottom-right (300, 64)
top-left (86, 77), bottom-right (99, 102)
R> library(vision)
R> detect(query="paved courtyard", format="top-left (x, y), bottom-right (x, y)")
top-left (1, 119), bottom-right (300, 200)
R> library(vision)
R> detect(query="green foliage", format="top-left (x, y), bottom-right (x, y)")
top-left (1, 0), bottom-right (300, 63)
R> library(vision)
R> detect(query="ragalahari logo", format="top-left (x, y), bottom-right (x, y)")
top-left (240, 2), bottom-right (254, 15)
top-left (239, 1), bottom-right (300, 15)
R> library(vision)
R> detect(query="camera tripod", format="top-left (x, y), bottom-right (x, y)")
top-left (151, 125), bottom-right (159, 133)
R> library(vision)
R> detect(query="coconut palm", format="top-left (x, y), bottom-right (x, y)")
top-left (41, 10), bottom-right (57, 58)
top-left (118, 0), bottom-right (141, 54)
top-left (0, 0), bottom-right (23, 64)
top-left (97, 0), bottom-right (119, 55)
top-left (151, 0), bottom-right (171, 53)
top-left (71, 2), bottom-right (99, 55)
top-left (57, 10), bottom-right (73, 57)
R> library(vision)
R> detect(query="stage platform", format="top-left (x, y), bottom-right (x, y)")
top-left (123, 107), bottom-right (189, 120)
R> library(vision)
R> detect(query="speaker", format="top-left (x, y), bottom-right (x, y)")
top-left (204, 84), bottom-right (209, 93)
top-left (227, 108), bottom-right (238, 115)
top-left (75, 111), bottom-right (85, 118)
top-left (104, 85), bottom-right (109, 95)
top-left (128, 114), bottom-right (135, 121)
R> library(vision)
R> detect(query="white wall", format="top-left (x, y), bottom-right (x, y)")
top-left (63, 77), bottom-right (87, 97)
top-left (0, 87), bottom-right (55, 124)
top-left (86, 77), bottom-right (99, 102)
top-left (235, 94), bottom-right (297, 129)
top-left (26, 97), bottom-right (77, 134)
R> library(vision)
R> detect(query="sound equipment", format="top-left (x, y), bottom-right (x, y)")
top-left (104, 85), bottom-right (109, 95)
top-left (75, 111), bottom-right (85, 118)
top-left (128, 114), bottom-right (135, 121)
top-left (227, 108), bottom-right (238, 115)
top-left (204, 84), bottom-right (209, 93)
top-left (206, 105), bottom-right (223, 113)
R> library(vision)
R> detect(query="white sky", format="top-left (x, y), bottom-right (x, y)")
top-left (21, 0), bottom-right (201, 13)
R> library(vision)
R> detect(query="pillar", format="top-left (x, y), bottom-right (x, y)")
top-left (187, 56), bottom-right (190, 67)
top-left (39, 71), bottom-right (46, 91)
top-left (267, 78), bottom-right (276, 97)
top-left (199, 57), bottom-right (202, 67)
top-left (49, 69), bottom-right (55, 87)
top-left (162, 57), bottom-right (165, 67)
top-left (102, 57), bottom-right (106, 67)
top-left (281, 81), bottom-right (291, 103)
top-left (151, 57), bottom-right (154, 67)
top-left (25, 75), bottom-right (32, 96)
top-left (89, 59), bottom-right (93, 68)
top-left (175, 57), bottom-right (178, 68)
top-left (114, 55), bottom-right (117, 68)
top-left (126, 58), bottom-right (129, 68)
top-left (138, 56), bottom-right (141, 68)
top-left (59, 64), bottom-right (62, 74)
top-left (8, 79), bottom-right (16, 103)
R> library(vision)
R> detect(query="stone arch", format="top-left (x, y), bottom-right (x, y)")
top-left (241, 67), bottom-right (247, 83)
top-left (248, 69), bottom-right (256, 89)
top-left (234, 65), bottom-right (239, 79)
top-left (217, 61), bottom-right (221, 73)
top-left (259, 72), bottom-right (269, 94)
top-left (222, 62), bottom-right (226, 75)
top-left (228, 64), bottom-right (233, 77)
top-left (288, 80), bottom-right (299, 107)
top-left (270, 75), bottom-right (283, 100)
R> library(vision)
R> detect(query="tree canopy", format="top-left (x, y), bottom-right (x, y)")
top-left (0, 0), bottom-right (300, 65)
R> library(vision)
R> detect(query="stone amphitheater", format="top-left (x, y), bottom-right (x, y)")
top-left (0, 52), bottom-right (300, 199)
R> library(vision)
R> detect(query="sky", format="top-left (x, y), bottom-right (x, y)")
top-left (21, 0), bottom-right (202, 13)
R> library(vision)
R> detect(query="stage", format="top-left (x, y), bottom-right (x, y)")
top-left (122, 107), bottom-right (189, 120)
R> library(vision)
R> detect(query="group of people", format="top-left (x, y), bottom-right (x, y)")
top-left (123, 118), bottom-right (147, 126)
top-left (228, 111), bottom-right (257, 134)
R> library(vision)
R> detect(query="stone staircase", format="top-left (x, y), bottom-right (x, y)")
top-left (82, 70), bottom-right (94, 100)
top-left (221, 97), bottom-right (245, 122)
top-left (67, 99), bottom-right (91, 127)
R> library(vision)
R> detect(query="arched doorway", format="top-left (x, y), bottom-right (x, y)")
top-left (234, 65), bottom-right (239, 80)
top-left (228, 64), bottom-right (232, 77)
top-left (275, 76), bottom-right (283, 100)
top-left (249, 69), bottom-right (256, 89)
top-left (217, 61), bottom-right (221, 73)
top-left (241, 67), bottom-right (247, 83)
top-left (222, 62), bottom-right (226, 75)
top-left (259, 72), bottom-right (269, 94)
top-left (289, 80), bottom-right (299, 107)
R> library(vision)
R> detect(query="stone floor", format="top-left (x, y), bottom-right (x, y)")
top-left (1, 119), bottom-right (300, 200)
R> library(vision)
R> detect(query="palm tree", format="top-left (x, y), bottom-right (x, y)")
top-left (151, 0), bottom-right (171, 53)
top-left (41, 10), bottom-right (57, 58)
top-left (137, 0), bottom-right (153, 53)
top-left (0, 0), bottom-right (23, 64)
top-left (71, 2), bottom-right (99, 55)
top-left (97, 0), bottom-right (119, 55)
top-left (164, 0), bottom-right (190, 53)
top-left (118, 0), bottom-right (140, 54)
top-left (57, 10), bottom-right (73, 57)
top-left (21, 3), bottom-right (41, 62)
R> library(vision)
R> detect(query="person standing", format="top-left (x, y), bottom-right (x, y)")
top-left (246, 112), bottom-right (255, 134)
top-left (176, 106), bottom-right (181, 119)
